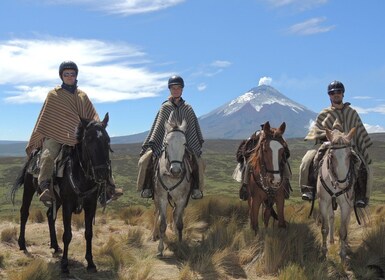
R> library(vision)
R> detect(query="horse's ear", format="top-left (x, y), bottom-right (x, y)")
top-left (180, 119), bottom-right (187, 132)
top-left (325, 128), bottom-right (333, 142)
top-left (263, 121), bottom-right (270, 133)
top-left (165, 120), bottom-right (172, 133)
top-left (102, 113), bottom-right (109, 128)
top-left (278, 122), bottom-right (286, 135)
top-left (346, 127), bottom-right (356, 141)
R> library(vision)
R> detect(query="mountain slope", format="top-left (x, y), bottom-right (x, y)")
top-left (199, 85), bottom-right (317, 139)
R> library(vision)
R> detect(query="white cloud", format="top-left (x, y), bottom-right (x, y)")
top-left (353, 105), bottom-right (385, 115)
top-left (287, 17), bottom-right (335, 35)
top-left (197, 83), bottom-right (206, 91)
top-left (0, 38), bottom-right (171, 103)
top-left (211, 60), bottom-right (231, 68)
top-left (264, 0), bottom-right (328, 11)
top-left (258, 76), bottom-right (273, 86)
top-left (353, 96), bottom-right (371, 100)
top-left (364, 124), bottom-right (385, 133)
top-left (41, 0), bottom-right (185, 15)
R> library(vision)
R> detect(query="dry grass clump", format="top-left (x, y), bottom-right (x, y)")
top-left (119, 205), bottom-right (146, 225)
top-left (1, 227), bottom-right (17, 243)
top-left (0, 254), bottom-right (4, 269)
top-left (29, 208), bottom-right (45, 223)
top-left (72, 213), bottom-right (85, 230)
top-left (7, 259), bottom-right (59, 280)
top-left (126, 226), bottom-right (145, 247)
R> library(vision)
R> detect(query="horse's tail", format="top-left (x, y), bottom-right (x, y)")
top-left (11, 158), bottom-right (30, 205)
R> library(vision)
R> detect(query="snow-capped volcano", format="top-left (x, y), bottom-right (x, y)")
top-left (199, 85), bottom-right (317, 139)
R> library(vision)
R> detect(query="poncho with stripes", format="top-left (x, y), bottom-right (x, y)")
top-left (305, 102), bottom-right (372, 164)
top-left (26, 86), bottom-right (99, 155)
top-left (141, 98), bottom-right (204, 157)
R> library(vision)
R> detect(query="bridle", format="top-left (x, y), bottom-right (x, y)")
top-left (78, 122), bottom-right (111, 184)
top-left (319, 144), bottom-right (355, 207)
top-left (252, 135), bottom-right (287, 193)
top-left (157, 128), bottom-right (187, 193)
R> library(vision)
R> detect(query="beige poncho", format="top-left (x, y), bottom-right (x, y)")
top-left (26, 86), bottom-right (99, 155)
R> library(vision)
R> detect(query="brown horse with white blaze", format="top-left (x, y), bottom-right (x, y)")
top-left (247, 121), bottom-right (288, 234)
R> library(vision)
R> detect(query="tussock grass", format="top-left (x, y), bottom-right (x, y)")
top-left (8, 259), bottom-right (59, 280)
top-left (126, 226), bottom-right (144, 247)
top-left (0, 254), bottom-right (4, 269)
top-left (1, 227), bottom-right (17, 243)
top-left (119, 205), bottom-right (146, 225)
top-left (29, 209), bottom-right (45, 223)
top-left (72, 213), bottom-right (84, 230)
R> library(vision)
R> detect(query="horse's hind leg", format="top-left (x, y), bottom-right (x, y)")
top-left (328, 207), bottom-right (335, 245)
top-left (250, 198), bottom-right (262, 235)
top-left (18, 174), bottom-right (35, 251)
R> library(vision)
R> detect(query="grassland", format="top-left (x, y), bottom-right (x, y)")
top-left (0, 138), bottom-right (384, 279)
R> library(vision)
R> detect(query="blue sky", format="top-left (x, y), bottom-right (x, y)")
top-left (1, 0), bottom-right (385, 141)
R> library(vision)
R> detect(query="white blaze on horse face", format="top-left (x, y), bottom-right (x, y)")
top-left (96, 130), bottom-right (103, 139)
top-left (270, 140), bottom-right (283, 183)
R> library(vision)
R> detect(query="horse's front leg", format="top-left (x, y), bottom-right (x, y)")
top-left (18, 176), bottom-right (35, 252)
top-left (61, 205), bottom-right (73, 274)
top-left (157, 203), bottom-right (167, 257)
top-left (328, 205), bottom-right (335, 245)
top-left (250, 196), bottom-right (262, 235)
top-left (84, 200), bottom-right (97, 272)
top-left (339, 204), bottom-right (352, 262)
top-left (173, 203), bottom-right (185, 242)
top-left (152, 208), bottom-right (160, 241)
top-left (47, 200), bottom-right (62, 254)
top-left (319, 198), bottom-right (330, 257)
top-left (276, 191), bottom-right (286, 229)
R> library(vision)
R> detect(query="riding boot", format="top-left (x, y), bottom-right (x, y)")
top-left (190, 155), bottom-right (203, 199)
top-left (141, 157), bottom-right (154, 199)
top-left (355, 165), bottom-right (367, 208)
top-left (38, 179), bottom-right (54, 206)
top-left (301, 185), bottom-right (315, 201)
top-left (239, 183), bottom-right (248, 201)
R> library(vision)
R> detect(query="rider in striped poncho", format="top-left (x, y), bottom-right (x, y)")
top-left (26, 61), bottom-right (123, 206)
top-left (137, 75), bottom-right (205, 199)
top-left (299, 80), bottom-right (373, 208)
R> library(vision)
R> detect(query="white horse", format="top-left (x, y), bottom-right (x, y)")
top-left (152, 118), bottom-right (192, 257)
top-left (317, 126), bottom-right (357, 261)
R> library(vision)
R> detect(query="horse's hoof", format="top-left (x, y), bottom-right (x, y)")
top-left (156, 252), bottom-right (163, 258)
top-left (61, 268), bottom-right (70, 275)
top-left (87, 266), bottom-right (97, 273)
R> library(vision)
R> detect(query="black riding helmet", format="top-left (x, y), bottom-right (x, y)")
top-left (59, 61), bottom-right (78, 79)
top-left (168, 75), bottom-right (184, 88)
top-left (327, 80), bottom-right (345, 94)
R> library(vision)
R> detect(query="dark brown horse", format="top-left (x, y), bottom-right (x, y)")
top-left (247, 121), bottom-right (288, 234)
top-left (12, 113), bottom-right (111, 274)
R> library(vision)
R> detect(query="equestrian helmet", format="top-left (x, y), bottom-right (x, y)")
top-left (327, 80), bottom-right (345, 94)
top-left (168, 75), bottom-right (184, 88)
top-left (59, 61), bottom-right (78, 78)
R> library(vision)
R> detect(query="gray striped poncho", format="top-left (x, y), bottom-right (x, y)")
top-left (305, 102), bottom-right (372, 164)
top-left (141, 98), bottom-right (204, 157)
top-left (26, 86), bottom-right (99, 155)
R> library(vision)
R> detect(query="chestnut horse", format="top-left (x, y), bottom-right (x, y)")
top-left (247, 121), bottom-right (288, 234)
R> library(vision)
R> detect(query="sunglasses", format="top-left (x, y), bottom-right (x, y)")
top-left (63, 72), bottom-right (77, 77)
top-left (329, 90), bottom-right (343, 96)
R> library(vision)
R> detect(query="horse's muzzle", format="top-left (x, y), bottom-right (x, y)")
top-left (170, 163), bottom-right (183, 177)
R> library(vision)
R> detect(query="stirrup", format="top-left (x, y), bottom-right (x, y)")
top-left (301, 192), bottom-right (313, 201)
top-left (355, 199), bottom-right (366, 208)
